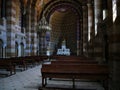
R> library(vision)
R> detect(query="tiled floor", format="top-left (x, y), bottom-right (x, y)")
top-left (0, 62), bottom-right (105, 90)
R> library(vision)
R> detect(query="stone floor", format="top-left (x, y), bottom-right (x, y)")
top-left (0, 62), bottom-right (105, 90)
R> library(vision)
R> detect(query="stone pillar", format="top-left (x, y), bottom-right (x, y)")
top-left (102, 0), bottom-right (113, 90)
top-left (82, 5), bottom-right (88, 56)
top-left (76, 41), bottom-right (79, 56)
top-left (40, 31), bottom-right (46, 55)
top-left (108, 0), bottom-right (116, 60)
top-left (94, 0), bottom-right (103, 35)
top-left (25, 3), bottom-right (32, 56)
top-left (3, 46), bottom-right (6, 58)
top-left (77, 19), bottom-right (80, 56)
top-left (87, 0), bottom-right (94, 57)
top-left (87, 0), bottom-right (94, 41)
top-left (31, 7), bottom-right (37, 56)
top-left (93, 0), bottom-right (104, 62)
top-left (109, 0), bottom-right (120, 90)
top-left (6, 0), bottom-right (16, 57)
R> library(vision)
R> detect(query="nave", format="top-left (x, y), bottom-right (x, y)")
top-left (0, 60), bottom-right (104, 90)
top-left (0, 0), bottom-right (120, 90)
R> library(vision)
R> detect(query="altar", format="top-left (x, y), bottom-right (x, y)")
top-left (57, 39), bottom-right (70, 56)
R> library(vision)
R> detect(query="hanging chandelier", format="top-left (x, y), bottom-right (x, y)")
top-left (37, 0), bottom-right (51, 32)
top-left (38, 15), bottom-right (51, 31)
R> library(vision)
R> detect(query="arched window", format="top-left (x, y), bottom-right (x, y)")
top-left (0, 39), bottom-right (3, 58)
top-left (112, 0), bottom-right (117, 22)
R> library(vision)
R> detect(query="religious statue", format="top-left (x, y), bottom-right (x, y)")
top-left (62, 39), bottom-right (66, 49)
top-left (62, 39), bottom-right (66, 46)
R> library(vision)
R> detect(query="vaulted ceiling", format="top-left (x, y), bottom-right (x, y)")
top-left (21, 0), bottom-right (87, 20)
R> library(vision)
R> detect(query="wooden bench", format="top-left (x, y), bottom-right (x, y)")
top-left (10, 55), bottom-right (48, 71)
top-left (24, 56), bottom-right (44, 65)
top-left (51, 60), bottom-right (98, 64)
top-left (0, 59), bottom-right (16, 75)
top-left (10, 57), bottom-right (27, 71)
top-left (41, 64), bottom-right (109, 89)
top-left (51, 55), bottom-right (91, 60)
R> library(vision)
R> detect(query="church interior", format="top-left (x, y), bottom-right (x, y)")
top-left (0, 0), bottom-right (120, 90)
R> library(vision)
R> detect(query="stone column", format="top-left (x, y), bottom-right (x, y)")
top-left (25, 3), bottom-right (32, 56)
top-left (94, 0), bottom-right (103, 35)
top-left (87, 0), bottom-right (94, 41)
top-left (3, 46), bottom-right (6, 58)
top-left (110, 1), bottom-right (120, 89)
top-left (82, 5), bottom-right (88, 56)
top-left (87, 0), bottom-right (94, 57)
top-left (77, 19), bottom-right (80, 56)
top-left (6, 0), bottom-right (16, 57)
top-left (40, 31), bottom-right (46, 55)
top-left (93, 0), bottom-right (104, 62)
top-left (31, 7), bottom-right (37, 56)
top-left (107, 0), bottom-right (114, 60)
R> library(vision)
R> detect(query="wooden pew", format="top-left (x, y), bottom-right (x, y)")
top-left (0, 59), bottom-right (16, 75)
top-left (51, 60), bottom-right (98, 64)
top-left (21, 57), bottom-right (36, 68)
top-left (24, 55), bottom-right (48, 64)
top-left (10, 57), bottom-right (27, 71)
top-left (0, 55), bottom-right (44, 75)
top-left (33, 55), bottom-right (48, 64)
top-left (10, 55), bottom-right (48, 71)
top-left (51, 55), bottom-right (94, 61)
top-left (11, 56), bottom-right (38, 70)
top-left (56, 56), bottom-right (82, 60)
top-left (41, 64), bottom-right (109, 89)
top-left (28, 56), bottom-right (43, 64)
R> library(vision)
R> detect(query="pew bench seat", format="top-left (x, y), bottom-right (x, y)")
top-left (0, 60), bottom-right (16, 75)
top-left (41, 64), bottom-right (109, 89)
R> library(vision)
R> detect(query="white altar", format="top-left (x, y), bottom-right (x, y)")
top-left (57, 40), bottom-right (70, 56)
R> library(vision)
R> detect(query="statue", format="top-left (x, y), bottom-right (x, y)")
top-left (62, 39), bottom-right (66, 49)
top-left (62, 39), bottom-right (66, 46)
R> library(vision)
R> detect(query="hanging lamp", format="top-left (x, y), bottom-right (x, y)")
top-left (37, 0), bottom-right (51, 32)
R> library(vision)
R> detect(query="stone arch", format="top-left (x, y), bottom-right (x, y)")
top-left (39, 0), bottom-right (83, 55)
top-left (40, 0), bottom-right (82, 21)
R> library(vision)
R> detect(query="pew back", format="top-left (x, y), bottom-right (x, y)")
top-left (42, 64), bottom-right (108, 74)
top-left (51, 60), bottom-right (98, 64)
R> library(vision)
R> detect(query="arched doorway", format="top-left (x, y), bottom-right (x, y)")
top-left (41, 0), bottom-right (83, 55)
top-left (15, 42), bottom-right (24, 57)
top-left (20, 43), bottom-right (24, 56)
top-left (15, 42), bottom-right (18, 57)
